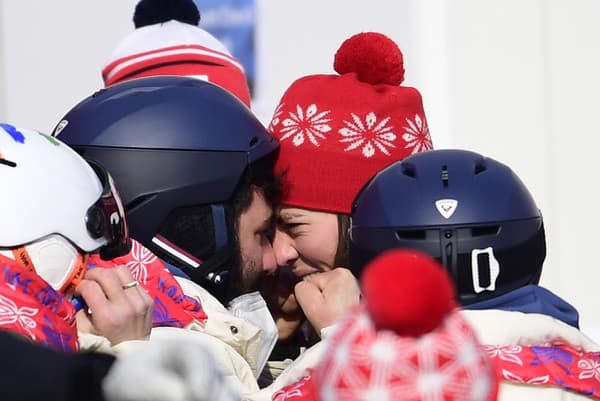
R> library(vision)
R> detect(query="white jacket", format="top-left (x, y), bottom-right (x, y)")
top-left (245, 309), bottom-right (600, 401)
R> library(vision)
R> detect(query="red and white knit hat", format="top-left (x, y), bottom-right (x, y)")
top-left (269, 32), bottom-right (433, 214)
top-left (102, 0), bottom-right (251, 106)
top-left (273, 249), bottom-right (498, 401)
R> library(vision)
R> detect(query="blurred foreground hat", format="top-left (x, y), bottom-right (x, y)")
top-left (273, 249), bottom-right (498, 401)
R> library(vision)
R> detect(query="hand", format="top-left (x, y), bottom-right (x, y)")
top-left (75, 265), bottom-right (153, 345)
top-left (294, 268), bottom-right (361, 334)
top-left (260, 268), bottom-right (306, 341)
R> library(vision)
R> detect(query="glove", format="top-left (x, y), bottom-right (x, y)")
top-left (102, 338), bottom-right (241, 401)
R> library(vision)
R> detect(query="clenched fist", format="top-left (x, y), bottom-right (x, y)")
top-left (294, 268), bottom-right (361, 334)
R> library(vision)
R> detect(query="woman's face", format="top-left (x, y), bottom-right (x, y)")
top-left (273, 207), bottom-right (339, 279)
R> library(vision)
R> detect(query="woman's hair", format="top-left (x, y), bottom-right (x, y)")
top-left (334, 214), bottom-right (350, 268)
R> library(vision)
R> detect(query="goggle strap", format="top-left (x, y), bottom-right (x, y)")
top-left (60, 253), bottom-right (88, 295)
top-left (11, 247), bottom-right (35, 273)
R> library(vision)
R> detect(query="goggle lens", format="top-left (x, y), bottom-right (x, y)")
top-left (85, 159), bottom-right (131, 260)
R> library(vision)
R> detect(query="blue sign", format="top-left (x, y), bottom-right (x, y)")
top-left (194, 0), bottom-right (256, 95)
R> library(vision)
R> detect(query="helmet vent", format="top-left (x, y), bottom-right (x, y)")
top-left (471, 225), bottom-right (500, 237)
top-left (395, 229), bottom-right (426, 240)
top-left (401, 162), bottom-right (416, 178)
top-left (441, 165), bottom-right (449, 187)
top-left (474, 159), bottom-right (487, 175)
top-left (249, 136), bottom-right (259, 147)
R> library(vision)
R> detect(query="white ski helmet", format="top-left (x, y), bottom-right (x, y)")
top-left (0, 123), bottom-right (129, 292)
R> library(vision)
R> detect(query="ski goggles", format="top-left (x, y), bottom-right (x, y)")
top-left (85, 159), bottom-right (131, 260)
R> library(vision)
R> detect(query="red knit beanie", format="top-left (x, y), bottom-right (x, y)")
top-left (269, 32), bottom-right (433, 214)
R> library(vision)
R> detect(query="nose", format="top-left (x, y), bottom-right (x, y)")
top-left (272, 227), bottom-right (299, 267)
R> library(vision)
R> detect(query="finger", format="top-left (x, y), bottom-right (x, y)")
top-left (305, 268), bottom-right (357, 293)
top-left (302, 273), bottom-right (327, 290)
top-left (279, 291), bottom-right (300, 315)
top-left (84, 268), bottom-right (128, 303)
top-left (112, 266), bottom-right (153, 318)
top-left (131, 285), bottom-right (154, 321)
top-left (130, 287), bottom-right (153, 339)
top-left (261, 272), bottom-right (298, 314)
top-left (112, 265), bottom-right (137, 287)
top-left (75, 308), bottom-right (94, 333)
top-left (137, 284), bottom-right (153, 308)
top-left (143, 296), bottom-right (154, 332)
top-left (294, 280), bottom-right (324, 318)
top-left (75, 279), bottom-right (112, 322)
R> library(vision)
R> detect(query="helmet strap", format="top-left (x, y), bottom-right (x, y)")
top-left (211, 204), bottom-right (229, 252)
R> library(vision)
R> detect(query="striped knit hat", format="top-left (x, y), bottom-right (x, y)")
top-left (102, 0), bottom-right (251, 106)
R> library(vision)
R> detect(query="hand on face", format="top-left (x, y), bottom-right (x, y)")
top-left (261, 267), bottom-right (306, 341)
top-left (75, 265), bottom-right (153, 345)
top-left (294, 267), bottom-right (361, 334)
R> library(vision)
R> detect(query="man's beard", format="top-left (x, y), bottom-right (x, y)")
top-left (239, 257), bottom-right (264, 294)
top-left (221, 252), bottom-right (263, 304)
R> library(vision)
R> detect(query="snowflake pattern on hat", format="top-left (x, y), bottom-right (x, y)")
top-left (313, 309), bottom-right (495, 401)
top-left (269, 102), bottom-right (285, 133)
top-left (279, 104), bottom-right (332, 147)
top-left (339, 112), bottom-right (397, 158)
top-left (403, 114), bottom-right (433, 154)
top-left (269, 32), bottom-right (434, 214)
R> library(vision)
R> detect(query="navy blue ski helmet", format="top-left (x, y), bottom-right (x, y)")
top-left (350, 149), bottom-right (545, 305)
top-left (53, 76), bottom-right (278, 299)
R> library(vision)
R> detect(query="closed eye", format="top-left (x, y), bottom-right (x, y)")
top-left (262, 227), bottom-right (275, 242)
top-left (281, 223), bottom-right (306, 238)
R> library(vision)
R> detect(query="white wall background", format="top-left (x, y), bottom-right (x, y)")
top-left (1, 0), bottom-right (599, 340)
